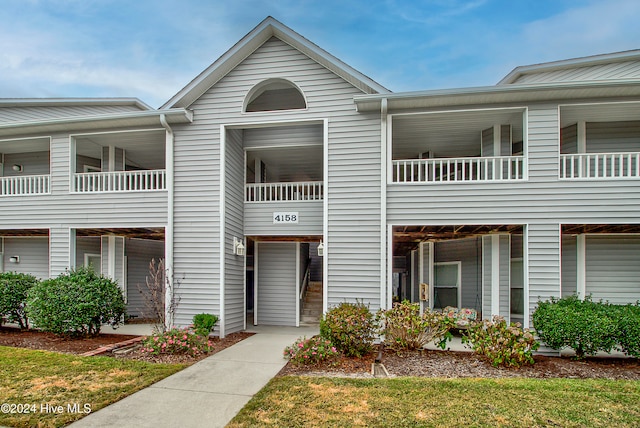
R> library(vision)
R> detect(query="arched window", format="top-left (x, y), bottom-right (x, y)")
top-left (244, 78), bottom-right (307, 112)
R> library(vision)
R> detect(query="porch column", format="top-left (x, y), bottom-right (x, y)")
top-left (576, 234), bottom-right (586, 299)
top-left (419, 241), bottom-right (434, 312)
top-left (101, 235), bottom-right (126, 299)
top-left (482, 234), bottom-right (511, 322)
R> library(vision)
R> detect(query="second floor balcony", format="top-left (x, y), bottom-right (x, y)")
top-left (393, 155), bottom-right (525, 183)
top-left (245, 181), bottom-right (323, 202)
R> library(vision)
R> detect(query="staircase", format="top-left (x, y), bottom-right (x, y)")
top-left (301, 281), bottom-right (323, 324)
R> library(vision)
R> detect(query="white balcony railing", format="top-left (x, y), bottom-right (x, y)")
top-left (560, 152), bottom-right (640, 179)
top-left (74, 170), bottom-right (166, 193)
top-left (246, 181), bottom-right (323, 202)
top-left (0, 174), bottom-right (50, 196)
top-left (393, 156), bottom-right (525, 183)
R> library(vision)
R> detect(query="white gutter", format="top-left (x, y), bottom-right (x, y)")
top-left (160, 114), bottom-right (175, 330)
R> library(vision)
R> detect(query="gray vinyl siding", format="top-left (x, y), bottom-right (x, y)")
top-left (435, 238), bottom-right (481, 311)
top-left (244, 202), bottom-right (322, 235)
top-left (2, 237), bottom-right (49, 279)
top-left (585, 235), bottom-right (640, 305)
top-left (243, 124), bottom-right (323, 149)
top-left (256, 242), bottom-right (297, 326)
top-left (511, 60), bottom-right (640, 84)
top-left (586, 121), bottom-right (640, 153)
top-left (125, 238), bottom-right (165, 319)
top-left (173, 36), bottom-right (382, 322)
top-left (224, 128), bottom-right (245, 335)
top-left (2, 151), bottom-right (50, 176)
top-left (0, 105), bottom-right (143, 124)
top-left (527, 224), bottom-right (561, 315)
top-left (561, 235), bottom-right (577, 297)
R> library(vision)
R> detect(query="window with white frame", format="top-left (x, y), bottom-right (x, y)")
top-left (433, 261), bottom-right (461, 309)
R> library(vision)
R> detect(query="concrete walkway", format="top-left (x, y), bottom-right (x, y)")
top-left (69, 325), bottom-right (319, 428)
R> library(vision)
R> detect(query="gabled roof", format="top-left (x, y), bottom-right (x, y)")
top-left (161, 16), bottom-right (390, 109)
top-left (498, 49), bottom-right (640, 85)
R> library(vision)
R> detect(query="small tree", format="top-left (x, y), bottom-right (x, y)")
top-left (0, 272), bottom-right (40, 329)
top-left (27, 267), bottom-right (125, 337)
top-left (137, 258), bottom-right (181, 333)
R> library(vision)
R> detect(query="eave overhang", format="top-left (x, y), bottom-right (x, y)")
top-left (0, 108), bottom-right (193, 138)
top-left (354, 80), bottom-right (640, 112)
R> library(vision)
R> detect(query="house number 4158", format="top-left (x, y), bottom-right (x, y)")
top-left (273, 212), bottom-right (299, 224)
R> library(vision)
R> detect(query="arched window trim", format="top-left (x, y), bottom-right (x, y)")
top-left (242, 78), bottom-right (308, 113)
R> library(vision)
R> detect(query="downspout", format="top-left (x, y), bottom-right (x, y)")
top-left (160, 114), bottom-right (175, 330)
top-left (380, 98), bottom-right (388, 310)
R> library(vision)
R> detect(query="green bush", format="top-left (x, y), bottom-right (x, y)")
top-left (464, 316), bottom-right (539, 367)
top-left (192, 313), bottom-right (219, 337)
top-left (320, 301), bottom-right (376, 357)
top-left (283, 336), bottom-right (340, 365)
top-left (27, 267), bottom-right (125, 337)
top-left (377, 300), bottom-right (452, 351)
top-left (533, 295), bottom-right (618, 359)
top-left (0, 272), bottom-right (40, 329)
top-left (614, 303), bottom-right (640, 358)
top-left (141, 327), bottom-right (212, 356)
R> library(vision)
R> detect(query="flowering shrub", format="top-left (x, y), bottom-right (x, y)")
top-left (377, 301), bottom-right (452, 351)
top-left (464, 316), bottom-right (539, 367)
top-left (320, 301), bottom-right (377, 357)
top-left (141, 327), bottom-right (213, 356)
top-left (283, 336), bottom-right (339, 365)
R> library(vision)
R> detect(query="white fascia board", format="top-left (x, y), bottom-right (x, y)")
top-left (354, 79), bottom-right (640, 112)
top-left (0, 108), bottom-right (193, 137)
top-left (0, 97), bottom-right (152, 110)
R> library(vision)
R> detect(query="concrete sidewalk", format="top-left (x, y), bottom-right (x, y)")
top-left (69, 325), bottom-right (318, 428)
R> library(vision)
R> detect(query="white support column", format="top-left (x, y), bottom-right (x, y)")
top-left (491, 234), bottom-right (500, 316)
top-left (577, 121), bottom-right (587, 154)
top-left (68, 229), bottom-right (76, 270)
top-left (576, 234), bottom-right (586, 299)
top-left (493, 124), bottom-right (501, 157)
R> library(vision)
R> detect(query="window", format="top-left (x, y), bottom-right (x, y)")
top-left (433, 261), bottom-right (461, 309)
top-left (244, 79), bottom-right (306, 112)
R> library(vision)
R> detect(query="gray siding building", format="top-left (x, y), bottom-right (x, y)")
top-left (2, 17), bottom-right (640, 336)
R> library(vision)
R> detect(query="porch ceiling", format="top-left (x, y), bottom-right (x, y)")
top-left (75, 129), bottom-right (166, 170)
top-left (561, 224), bottom-right (640, 234)
top-left (393, 225), bottom-right (524, 254)
top-left (76, 228), bottom-right (165, 240)
top-left (0, 229), bottom-right (49, 237)
top-left (392, 109), bottom-right (525, 159)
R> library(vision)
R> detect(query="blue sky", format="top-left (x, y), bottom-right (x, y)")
top-left (1, 0), bottom-right (639, 108)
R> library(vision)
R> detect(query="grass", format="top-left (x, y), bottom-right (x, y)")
top-left (228, 375), bottom-right (640, 427)
top-left (0, 346), bottom-right (186, 428)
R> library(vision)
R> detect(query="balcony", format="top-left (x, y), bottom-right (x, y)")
top-left (74, 170), bottom-right (166, 193)
top-left (245, 181), bottom-right (323, 202)
top-left (393, 156), bottom-right (524, 183)
top-left (560, 152), bottom-right (640, 180)
top-left (0, 174), bottom-right (50, 196)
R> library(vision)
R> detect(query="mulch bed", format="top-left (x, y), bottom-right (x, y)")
top-left (0, 326), bottom-right (253, 365)
top-left (278, 347), bottom-right (640, 380)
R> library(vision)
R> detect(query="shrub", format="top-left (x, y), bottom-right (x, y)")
top-left (0, 272), bottom-right (39, 329)
top-left (614, 303), bottom-right (640, 358)
top-left (26, 267), bottom-right (126, 337)
top-left (141, 327), bottom-right (212, 356)
top-left (377, 300), bottom-right (452, 351)
top-left (283, 336), bottom-right (340, 365)
top-left (320, 301), bottom-right (376, 357)
top-left (193, 313), bottom-right (219, 337)
top-left (533, 295), bottom-right (618, 359)
top-left (464, 316), bottom-right (539, 367)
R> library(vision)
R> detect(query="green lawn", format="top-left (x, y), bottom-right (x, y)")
top-left (0, 346), bottom-right (186, 428)
top-left (229, 376), bottom-right (640, 427)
